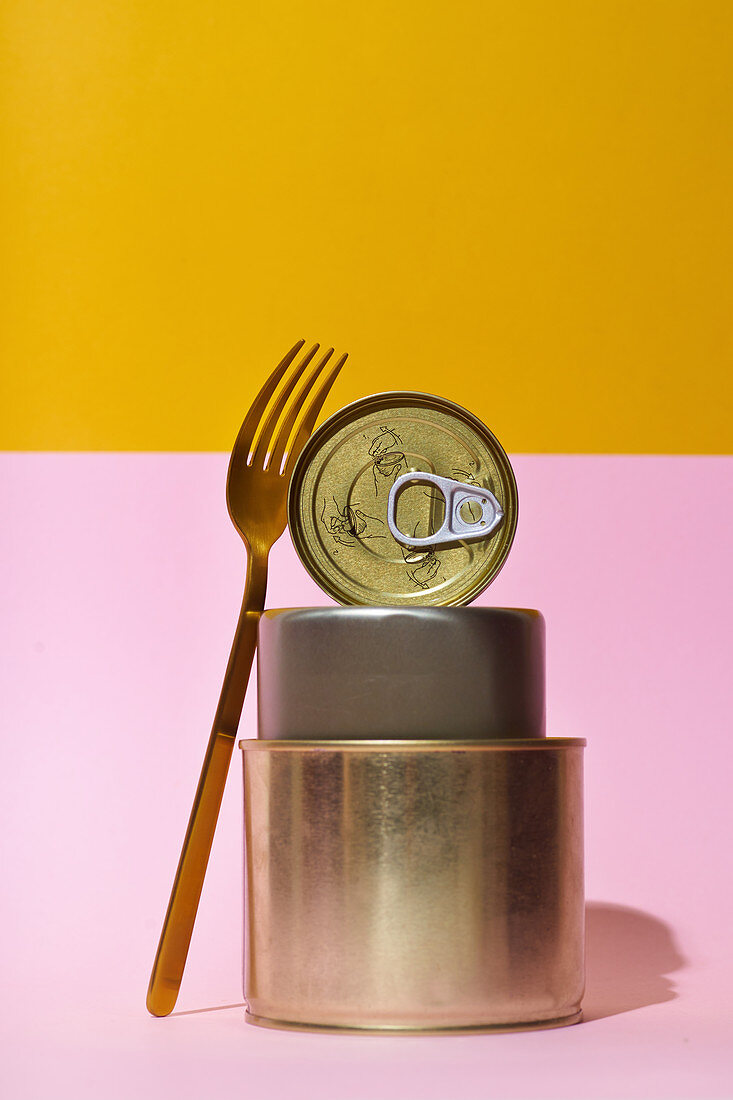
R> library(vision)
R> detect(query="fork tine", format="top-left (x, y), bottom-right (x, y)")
top-left (232, 339), bottom-right (305, 451)
top-left (278, 352), bottom-right (348, 476)
top-left (265, 347), bottom-right (335, 471)
top-left (249, 343), bottom-right (324, 466)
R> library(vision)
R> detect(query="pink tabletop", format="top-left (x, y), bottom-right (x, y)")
top-left (1, 453), bottom-right (731, 1099)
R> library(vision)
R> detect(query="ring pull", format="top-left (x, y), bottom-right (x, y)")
top-left (387, 473), bottom-right (504, 548)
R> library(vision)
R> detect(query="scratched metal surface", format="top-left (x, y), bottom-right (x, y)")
top-left (241, 739), bottom-right (585, 1032)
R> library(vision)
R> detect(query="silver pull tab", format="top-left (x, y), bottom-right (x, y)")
top-left (387, 473), bottom-right (504, 548)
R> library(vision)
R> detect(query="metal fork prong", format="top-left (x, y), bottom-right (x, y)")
top-left (232, 339), bottom-right (305, 453)
top-left (266, 347), bottom-right (335, 471)
top-left (280, 352), bottom-right (349, 477)
top-left (248, 343), bottom-right (322, 466)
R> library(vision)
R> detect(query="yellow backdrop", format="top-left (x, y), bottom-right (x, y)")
top-left (2, 1), bottom-right (731, 452)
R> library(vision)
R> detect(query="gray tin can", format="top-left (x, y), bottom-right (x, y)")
top-left (257, 606), bottom-right (546, 741)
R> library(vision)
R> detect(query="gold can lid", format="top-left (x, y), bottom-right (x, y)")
top-left (287, 392), bottom-right (518, 607)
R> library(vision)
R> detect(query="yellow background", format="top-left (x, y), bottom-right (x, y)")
top-left (2, 1), bottom-right (731, 452)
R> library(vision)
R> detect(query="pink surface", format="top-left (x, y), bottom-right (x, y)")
top-left (1, 453), bottom-right (732, 1099)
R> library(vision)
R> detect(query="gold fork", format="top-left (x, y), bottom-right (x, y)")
top-left (146, 340), bottom-right (347, 1017)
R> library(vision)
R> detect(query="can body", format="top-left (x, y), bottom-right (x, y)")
top-left (257, 607), bottom-right (546, 741)
top-left (241, 739), bottom-right (585, 1033)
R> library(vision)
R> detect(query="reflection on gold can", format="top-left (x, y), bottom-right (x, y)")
top-left (241, 739), bottom-right (585, 1034)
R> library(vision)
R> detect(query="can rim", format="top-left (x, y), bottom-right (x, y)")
top-left (287, 391), bottom-right (519, 607)
top-left (238, 738), bottom-right (586, 750)
top-left (245, 1009), bottom-right (584, 1036)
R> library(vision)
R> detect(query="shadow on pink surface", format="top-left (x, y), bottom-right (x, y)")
top-left (169, 1002), bottom-right (247, 1017)
top-left (583, 901), bottom-right (686, 1022)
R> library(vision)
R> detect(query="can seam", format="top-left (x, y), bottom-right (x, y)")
top-left (239, 737), bottom-right (586, 750)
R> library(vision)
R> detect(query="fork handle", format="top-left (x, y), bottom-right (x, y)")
top-left (146, 550), bottom-right (269, 1017)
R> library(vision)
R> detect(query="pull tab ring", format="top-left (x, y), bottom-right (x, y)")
top-left (387, 473), bottom-right (504, 548)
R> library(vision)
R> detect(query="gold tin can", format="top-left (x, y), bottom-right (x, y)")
top-left (287, 393), bottom-right (518, 606)
top-left (241, 738), bottom-right (585, 1034)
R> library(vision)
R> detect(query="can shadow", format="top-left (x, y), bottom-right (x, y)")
top-left (583, 901), bottom-right (687, 1022)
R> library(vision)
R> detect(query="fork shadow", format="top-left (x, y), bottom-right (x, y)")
top-left (168, 1002), bottom-right (247, 1018)
top-left (583, 901), bottom-right (687, 1022)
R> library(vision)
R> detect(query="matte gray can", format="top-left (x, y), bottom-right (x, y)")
top-left (257, 606), bottom-right (545, 741)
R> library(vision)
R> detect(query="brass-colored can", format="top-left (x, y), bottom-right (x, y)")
top-left (241, 739), bottom-right (585, 1034)
top-left (287, 393), bottom-right (518, 607)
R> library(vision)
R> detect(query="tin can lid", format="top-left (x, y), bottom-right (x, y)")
top-left (287, 392), bottom-right (518, 606)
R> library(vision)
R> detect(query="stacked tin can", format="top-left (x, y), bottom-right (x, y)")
top-left (240, 393), bottom-right (585, 1033)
